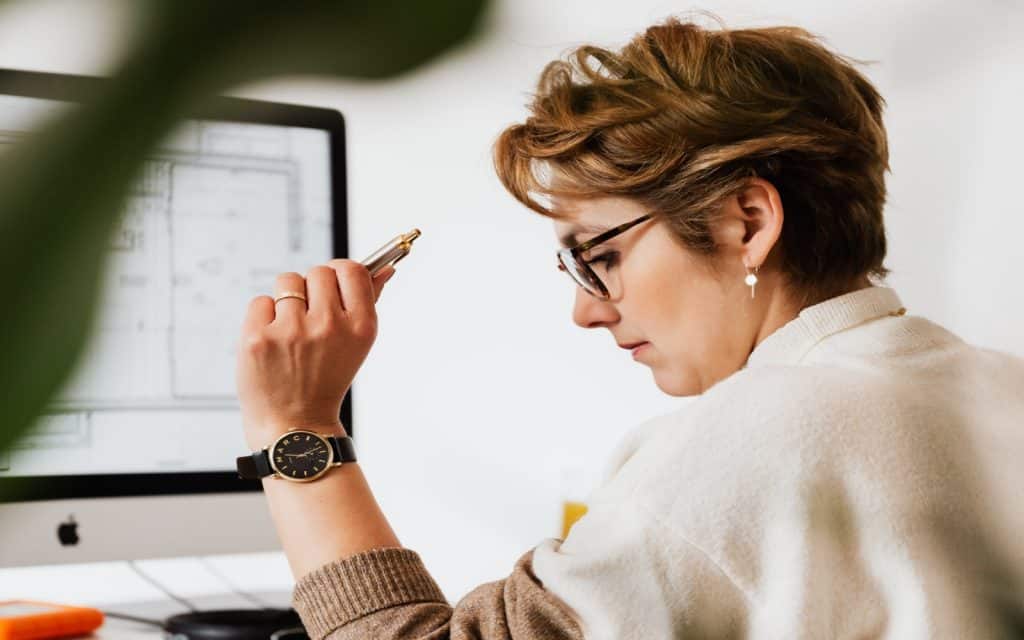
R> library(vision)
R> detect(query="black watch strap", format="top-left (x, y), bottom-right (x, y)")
top-left (236, 450), bottom-right (273, 480)
top-left (236, 434), bottom-right (356, 480)
top-left (329, 435), bottom-right (357, 464)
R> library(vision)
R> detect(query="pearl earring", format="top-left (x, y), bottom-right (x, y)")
top-left (744, 264), bottom-right (759, 299)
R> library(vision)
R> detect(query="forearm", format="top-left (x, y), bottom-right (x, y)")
top-left (291, 547), bottom-right (584, 640)
top-left (237, 265), bottom-right (582, 638)
top-left (258, 422), bottom-right (401, 580)
top-left (256, 427), bottom-right (582, 640)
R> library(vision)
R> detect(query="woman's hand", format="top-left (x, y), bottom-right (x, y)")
top-left (236, 259), bottom-right (396, 450)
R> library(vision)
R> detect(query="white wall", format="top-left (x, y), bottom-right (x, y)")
top-left (0, 0), bottom-right (1021, 602)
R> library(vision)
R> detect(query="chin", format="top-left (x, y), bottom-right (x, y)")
top-left (652, 368), bottom-right (703, 397)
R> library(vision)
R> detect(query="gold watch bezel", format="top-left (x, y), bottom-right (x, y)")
top-left (267, 429), bottom-right (335, 483)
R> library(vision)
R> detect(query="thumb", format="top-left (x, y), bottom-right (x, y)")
top-left (372, 266), bottom-right (396, 303)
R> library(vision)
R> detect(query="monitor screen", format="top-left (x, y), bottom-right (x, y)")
top-left (0, 69), bottom-right (350, 504)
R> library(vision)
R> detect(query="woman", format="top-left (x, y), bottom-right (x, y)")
top-left (235, 16), bottom-right (1024, 640)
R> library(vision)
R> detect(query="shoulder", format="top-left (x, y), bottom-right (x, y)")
top-left (677, 363), bottom-right (892, 447)
top-left (609, 364), bottom-right (861, 455)
top-left (708, 360), bottom-right (885, 402)
top-left (620, 364), bottom-right (876, 456)
top-left (595, 364), bottom-right (903, 512)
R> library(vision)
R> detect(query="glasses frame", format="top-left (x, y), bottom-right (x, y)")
top-left (556, 212), bottom-right (654, 300)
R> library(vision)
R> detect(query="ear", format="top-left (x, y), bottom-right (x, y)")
top-left (712, 177), bottom-right (784, 270)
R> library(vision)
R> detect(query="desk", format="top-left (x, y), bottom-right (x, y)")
top-left (96, 592), bottom-right (296, 639)
top-left (0, 554), bottom-right (296, 639)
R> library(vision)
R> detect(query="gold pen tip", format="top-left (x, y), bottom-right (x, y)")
top-left (404, 229), bottom-right (422, 243)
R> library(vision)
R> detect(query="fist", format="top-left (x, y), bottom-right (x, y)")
top-left (236, 259), bottom-right (395, 449)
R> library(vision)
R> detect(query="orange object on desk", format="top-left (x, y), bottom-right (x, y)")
top-left (0, 601), bottom-right (104, 640)
top-left (561, 500), bottom-right (589, 539)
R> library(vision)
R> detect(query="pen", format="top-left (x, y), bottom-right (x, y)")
top-left (360, 229), bottom-right (421, 277)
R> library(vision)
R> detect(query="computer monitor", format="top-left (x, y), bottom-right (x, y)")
top-left (0, 68), bottom-right (351, 568)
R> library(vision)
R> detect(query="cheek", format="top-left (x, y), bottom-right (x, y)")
top-left (628, 251), bottom-right (710, 334)
top-left (629, 254), bottom-right (735, 369)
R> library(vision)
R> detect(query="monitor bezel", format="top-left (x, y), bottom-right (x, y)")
top-left (0, 67), bottom-right (351, 503)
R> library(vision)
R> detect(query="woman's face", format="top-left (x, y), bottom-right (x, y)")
top-left (552, 184), bottom-right (785, 396)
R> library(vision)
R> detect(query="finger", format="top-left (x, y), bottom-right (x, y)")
top-left (327, 259), bottom-right (374, 319)
top-left (272, 272), bottom-right (308, 325)
top-left (243, 295), bottom-right (275, 334)
top-left (372, 266), bottom-right (396, 304)
top-left (306, 265), bottom-right (342, 317)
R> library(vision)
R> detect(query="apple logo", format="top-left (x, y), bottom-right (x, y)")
top-left (57, 515), bottom-right (79, 546)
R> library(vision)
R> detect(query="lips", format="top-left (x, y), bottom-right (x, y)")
top-left (618, 341), bottom-right (647, 350)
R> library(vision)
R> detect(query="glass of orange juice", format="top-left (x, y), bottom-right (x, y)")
top-left (559, 460), bottom-right (592, 539)
top-left (561, 500), bottom-right (589, 539)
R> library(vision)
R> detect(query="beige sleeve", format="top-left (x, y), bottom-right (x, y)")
top-left (291, 546), bottom-right (584, 640)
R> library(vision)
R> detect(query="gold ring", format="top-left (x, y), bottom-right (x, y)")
top-left (274, 291), bottom-right (307, 304)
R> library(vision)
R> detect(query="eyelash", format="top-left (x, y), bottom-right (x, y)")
top-left (586, 251), bottom-right (618, 268)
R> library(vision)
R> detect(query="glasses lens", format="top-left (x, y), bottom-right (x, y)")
top-left (559, 250), bottom-right (612, 299)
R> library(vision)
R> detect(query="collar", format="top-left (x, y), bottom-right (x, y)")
top-left (743, 285), bottom-right (906, 369)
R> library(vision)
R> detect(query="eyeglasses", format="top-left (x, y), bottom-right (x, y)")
top-left (557, 213), bottom-right (654, 300)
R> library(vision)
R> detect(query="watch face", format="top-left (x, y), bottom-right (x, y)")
top-left (269, 431), bottom-right (333, 481)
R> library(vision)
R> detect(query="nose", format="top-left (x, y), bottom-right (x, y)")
top-left (572, 285), bottom-right (618, 329)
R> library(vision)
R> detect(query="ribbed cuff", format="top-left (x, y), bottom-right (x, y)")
top-left (292, 547), bottom-right (448, 640)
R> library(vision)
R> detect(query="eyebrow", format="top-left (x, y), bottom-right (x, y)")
top-left (559, 224), bottom-right (612, 248)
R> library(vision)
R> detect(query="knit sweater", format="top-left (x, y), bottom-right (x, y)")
top-left (291, 285), bottom-right (1024, 639)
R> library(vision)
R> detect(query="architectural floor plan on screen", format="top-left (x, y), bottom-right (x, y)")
top-left (0, 96), bottom-right (333, 476)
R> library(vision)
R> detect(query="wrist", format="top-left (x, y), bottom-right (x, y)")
top-left (244, 419), bottom-right (348, 451)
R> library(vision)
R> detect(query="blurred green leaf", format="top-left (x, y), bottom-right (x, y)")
top-left (0, 0), bottom-right (489, 456)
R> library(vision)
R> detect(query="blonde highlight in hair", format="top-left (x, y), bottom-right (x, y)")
top-left (493, 13), bottom-right (891, 303)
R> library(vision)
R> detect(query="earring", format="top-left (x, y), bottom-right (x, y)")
top-left (744, 264), bottom-right (759, 299)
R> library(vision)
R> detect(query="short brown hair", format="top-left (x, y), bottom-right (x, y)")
top-left (493, 14), bottom-right (891, 306)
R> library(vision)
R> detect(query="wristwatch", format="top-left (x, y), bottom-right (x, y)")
top-left (236, 429), bottom-right (356, 482)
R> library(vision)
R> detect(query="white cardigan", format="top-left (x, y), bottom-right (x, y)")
top-left (532, 285), bottom-right (1024, 639)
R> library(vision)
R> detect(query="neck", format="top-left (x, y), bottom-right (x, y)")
top-left (752, 275), bottom-right (874, 351)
